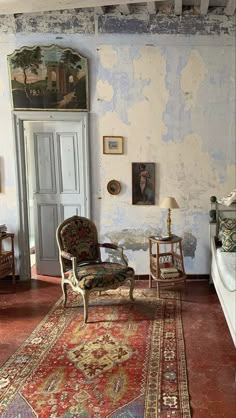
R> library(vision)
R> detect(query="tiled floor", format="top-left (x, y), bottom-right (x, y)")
top-left (0, 277), bottom-right (235, 417)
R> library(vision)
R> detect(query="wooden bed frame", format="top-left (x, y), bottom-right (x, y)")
top-left (209, 199), bottom-right (236, 346)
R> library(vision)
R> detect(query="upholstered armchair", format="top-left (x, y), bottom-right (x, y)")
top-left (56, 216), bottom-right (135, 323)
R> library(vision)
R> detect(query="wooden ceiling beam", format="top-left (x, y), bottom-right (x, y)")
top-left (224, 0), bottom-right (236, 15)
top-left (174, 0), bottom-right (182, 15)
top-left (95, 6), bottom-right (106, 14)
top-left (0, 0), bottom-right (234, 16)
top-left (200, 0), bottom-right (210, 15)
top-left (0, 0), bottom-right (159, 15)
top-left (147, 2), bottom-right (157, 14)
top-left (117, 4), bottom-right (131, 14)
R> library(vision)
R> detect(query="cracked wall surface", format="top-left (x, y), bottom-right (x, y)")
top-left (0, 22), bottom-right (235, 276)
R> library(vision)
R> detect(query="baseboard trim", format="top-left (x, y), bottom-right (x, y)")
top-left (135, 274), bottom-right (209, 281)
top-left (0, 275), bottom-right (20, 281)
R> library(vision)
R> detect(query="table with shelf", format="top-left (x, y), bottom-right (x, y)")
top-left (148, 235), bottom-right (186, 297)
top-left (0, 233), bottom-right (15, 284)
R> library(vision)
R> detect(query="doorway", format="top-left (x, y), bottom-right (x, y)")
top-left (13, 112), bottom-right (90, 281)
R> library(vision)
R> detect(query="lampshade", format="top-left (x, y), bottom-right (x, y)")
top-left (160, 197), bottom-right (179, 209)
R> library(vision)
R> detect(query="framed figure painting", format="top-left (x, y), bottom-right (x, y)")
top-left (7, 45), bottom-right (89, 111)
top-left (132, 163), bottom-right (155, 205)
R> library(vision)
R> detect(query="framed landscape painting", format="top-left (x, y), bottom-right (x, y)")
top-left (103, 136), bottom-right (124, 154)
top-left (7, 45), bottom-right (89, 111)
top-left (132, 163), bottom-right (155, 205)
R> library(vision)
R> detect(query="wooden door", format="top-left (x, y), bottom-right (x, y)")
top-left (24, 120), bottom-right (89, 276)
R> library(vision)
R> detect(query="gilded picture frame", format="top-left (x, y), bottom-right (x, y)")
top-left (107, 180), bottom-right (121, 195)
top-left (103, 136), bottom-right (124, 155)
top-left (7, 45), bottom-right (89, 111)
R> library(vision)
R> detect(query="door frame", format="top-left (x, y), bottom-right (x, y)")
top-left (13, 111), bottom-right (90, 281)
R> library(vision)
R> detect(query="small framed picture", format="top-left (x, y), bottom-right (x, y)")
top-left (103, 136), bottom-right (124, 154)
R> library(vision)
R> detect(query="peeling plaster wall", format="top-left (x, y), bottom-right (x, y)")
top-left (0, 27), bottom-right (235, 276)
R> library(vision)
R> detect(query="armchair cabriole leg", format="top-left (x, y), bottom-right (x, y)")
top-left (82, 291), bottom-right (89, 324)
top-left (129, 277), bottom-right (135, 301)
top-left (61, 281), bottom-right (67, 306)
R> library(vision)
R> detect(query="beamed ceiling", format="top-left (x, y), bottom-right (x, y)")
top-left (0, 0), bottom-right (235, 17)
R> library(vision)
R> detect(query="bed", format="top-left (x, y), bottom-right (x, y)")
top-left (209, 196), bottom-right (236, 347)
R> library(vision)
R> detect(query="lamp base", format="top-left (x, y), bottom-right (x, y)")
top-left (167, 208), bottom-right (171, 238)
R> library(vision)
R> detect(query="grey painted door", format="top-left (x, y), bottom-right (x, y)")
top-left (24, 120), bottom-right (89, 276)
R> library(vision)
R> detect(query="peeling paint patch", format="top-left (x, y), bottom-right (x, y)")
top-left (15, 9), bottom-right (94, 34)
top-left (98, 45), bottom-right (118, 69)
top-left (97, 79), bottom-right (114, 102)
top-left (180, 50), bottom-right (208, 111)
top-left (132, 46), bottom-right (169, 141)
top-left (150, 14), bottom-right (235, 35)
top-left (182, 232), bottom-right (197, 258)
top-left (99, 15), bottom-right (149, 34)
top-left (99, 15), bottom-right (236, 35)
top-left (157, 133), bottom-right (229, 209)
top-left (0, 14), bottom-right (15, 33)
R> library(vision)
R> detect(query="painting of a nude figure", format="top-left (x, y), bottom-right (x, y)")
top-left (132, 163), bottom-right (155, 205)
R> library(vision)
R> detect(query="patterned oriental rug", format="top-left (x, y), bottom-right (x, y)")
top-left (0, 289), bottom-right (191, 418)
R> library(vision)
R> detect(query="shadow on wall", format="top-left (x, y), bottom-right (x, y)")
top-left (182, 232), bottom-right (197, 258)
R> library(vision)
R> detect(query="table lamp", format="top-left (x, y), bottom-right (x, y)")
top-left (160, 197), bottom-right (179, 238)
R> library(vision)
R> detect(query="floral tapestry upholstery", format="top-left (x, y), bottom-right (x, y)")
top-left (56, 215), bottom-right (135, 323)
top-left (65, 263), bottom-right (134, 290)
top-left (219, 217), bottom-right (236, 241)
top-left (221, 228), bottom-right (236, 252)
top-left (60, 217), bottom-right (100, 268)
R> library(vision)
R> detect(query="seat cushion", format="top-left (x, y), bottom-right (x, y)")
top-left (67, 262), bottom-right (134, 290)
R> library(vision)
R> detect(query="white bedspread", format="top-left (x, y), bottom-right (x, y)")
top-left (216, 248), bottom-right (236, 292)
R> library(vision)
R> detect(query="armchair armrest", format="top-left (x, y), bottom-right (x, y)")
top-left (60, 251), bottom-right (74, 261)
top-left (98, 243), bottom-right (128, 266)
top-left (99, 243), bottom-right (119, 250)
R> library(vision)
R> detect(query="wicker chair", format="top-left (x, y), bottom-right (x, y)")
top-left (56, 216), bottom-right (135, 323)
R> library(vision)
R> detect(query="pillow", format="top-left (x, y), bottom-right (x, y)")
top-left (217, 190), bottom-right (236, 206)
top-left (221, 227), bottom-right (236, 252)
top-left (219, 217), bottom-right (236, 241)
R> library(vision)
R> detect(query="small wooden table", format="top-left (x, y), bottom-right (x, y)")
top-left (148, 235), bottom-right (186, 297)
top-left (0, 233), bottom-right (15, 284)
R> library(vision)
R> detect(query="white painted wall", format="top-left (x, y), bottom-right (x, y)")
top-left (0, 32), bottom-right (235, 276)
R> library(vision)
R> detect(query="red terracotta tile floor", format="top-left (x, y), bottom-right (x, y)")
top-left (0, 277), bottom-right (235, 417)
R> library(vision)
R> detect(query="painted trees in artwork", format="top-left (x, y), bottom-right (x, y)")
top-left (60, 49), bottom-right (87, 108)
top-left (60, 49), bottom-right (82, 71)
top-left (10, 46), bottom-right (43, 103)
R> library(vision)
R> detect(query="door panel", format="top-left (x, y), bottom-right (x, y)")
top-left (38, 204), bottom-right (58, 260)
top-left (34, 133), bottom-right (56, 193)
top-left (25, 120), bottom-right (89, 276)
top-left (61, 204), bottom-right (81, 220)
top-left (57, 133), bottom-right (79, 193)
